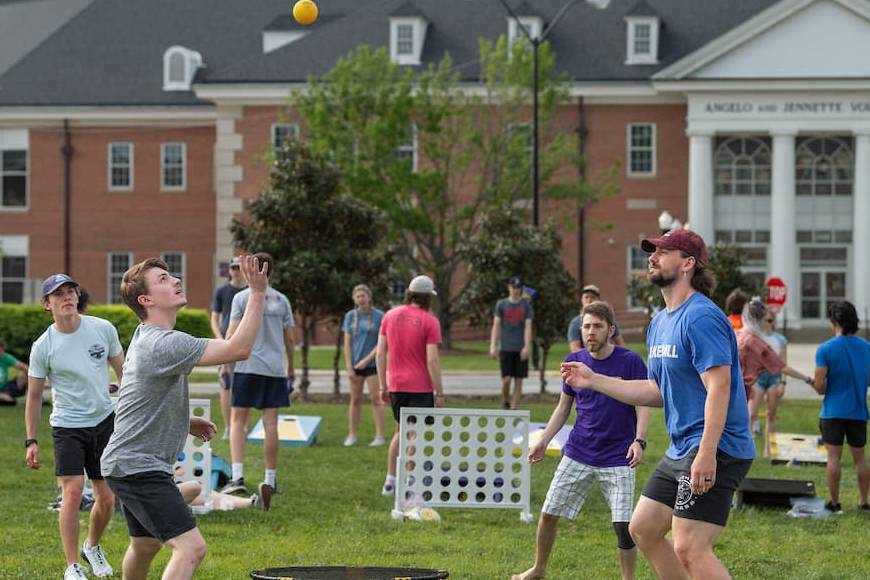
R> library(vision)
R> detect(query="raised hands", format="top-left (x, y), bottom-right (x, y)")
top-left (237, 254), bottom-right (269, 293)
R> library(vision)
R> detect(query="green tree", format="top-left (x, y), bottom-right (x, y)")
top-left (459, 207), bottom-right (577, 392)
top-left (230, 138), bottom-right (392, 398)
top-left (295, 39), bottom-right (605, 346)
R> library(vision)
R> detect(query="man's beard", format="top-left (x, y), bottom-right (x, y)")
top-left (648, 269), bottom-right (677, 288)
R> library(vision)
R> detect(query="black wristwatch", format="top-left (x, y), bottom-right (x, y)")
top-left (634, 438), bottom-right (647, 450)
top-left (25, 438), bottom-right (38, 448)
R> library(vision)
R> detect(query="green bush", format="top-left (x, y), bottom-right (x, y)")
top-left (0, 304), bottom-right (211, 360)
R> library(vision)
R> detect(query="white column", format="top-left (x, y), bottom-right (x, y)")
top-left (852, 132), bottom-right (870, 324)
top-left (214, 105), bottom-right (244, 288)
top-left (687, 130), bottom-right (714, 243)
top-left (770, 130), bottom-right (800, 326)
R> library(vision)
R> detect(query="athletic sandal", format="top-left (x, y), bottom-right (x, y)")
top-left (258, 482), bottom-right (273, 512)
top-left (81, 541), bottom-right (113, 577)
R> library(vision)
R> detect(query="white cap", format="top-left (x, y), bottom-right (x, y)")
top-left (408, 275), bottom-right (437, 295)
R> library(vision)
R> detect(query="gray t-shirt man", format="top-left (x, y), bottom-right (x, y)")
top-left (494, 298), bottom-right (534, 352)
top-left (101, 324), bottom-right (207, 477)
top-left (230, 287), bottom-right (294, 377)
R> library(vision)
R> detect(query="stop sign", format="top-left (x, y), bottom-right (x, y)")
top-left (764, 277), bottom-right (788, 307)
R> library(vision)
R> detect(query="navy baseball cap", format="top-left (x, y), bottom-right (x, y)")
top-left (641, 229), bottom-right (709, 268)
top-left (42, 273), bottom-right (79, 297)
top-left (508, 276), bottom-right (522, 287)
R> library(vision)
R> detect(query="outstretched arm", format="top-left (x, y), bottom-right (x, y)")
top-left (198, 255), bottom-right (268, 366)
top-left (560, 361), bottom-right (663, 407)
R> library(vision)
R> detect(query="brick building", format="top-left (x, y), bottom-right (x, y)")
top-left (1, 0), bottom-right (868, 332)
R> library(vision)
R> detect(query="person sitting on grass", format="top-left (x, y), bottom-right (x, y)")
top-left (0, 338), bottom-right (29, 406)
top-left (176, 480), bottom-right (267, 511)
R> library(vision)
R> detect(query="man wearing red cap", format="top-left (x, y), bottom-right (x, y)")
top-left (561, 229), bottom-right (754, 580)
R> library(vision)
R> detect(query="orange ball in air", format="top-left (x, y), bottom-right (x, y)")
top-left (293, 0), bottom-right (318, 25)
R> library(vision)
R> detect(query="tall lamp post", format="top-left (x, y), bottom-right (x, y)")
top-left (498, 0), bottom-right (610, 226)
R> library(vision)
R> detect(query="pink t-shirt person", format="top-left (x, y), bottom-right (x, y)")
top-left (737, 331), bottom-right (785, 398)
top-left (380, 305), bottom-right (442, 393)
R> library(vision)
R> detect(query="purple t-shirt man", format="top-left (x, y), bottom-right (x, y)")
top-left (561, 347), bottom-right (648, 468)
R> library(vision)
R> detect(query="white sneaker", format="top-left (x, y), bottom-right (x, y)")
top-left (381, 479), bottom-right (396, 496)
top-left (81, 541), bottom-right (113, 577)
top-left (221, 428), bottom-right (229, 440)
top-left (343, 435), bottom-right (357, 447)
top-left (369, 436), bottom-right (385, 447)
top-left (64, 563), bottom-right (89, 580)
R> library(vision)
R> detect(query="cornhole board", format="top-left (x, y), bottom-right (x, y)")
top-left (770, 432), bottom-right (826, 465)
top-left (525, 422), bottom-right (572, 458)
top-left (733, 477), bottom-right (815, 509)
top-left (247, 415), bottom-right (322, 447)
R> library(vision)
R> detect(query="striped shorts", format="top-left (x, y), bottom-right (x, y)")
top-left (542, 455), bottom-right (636, 522)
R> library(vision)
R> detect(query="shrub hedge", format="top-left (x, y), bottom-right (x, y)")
top-left (0, 304), bottom-right (211, 361)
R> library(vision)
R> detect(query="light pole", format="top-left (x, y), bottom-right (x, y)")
top-left (498, 0), bottom-right (610, 226)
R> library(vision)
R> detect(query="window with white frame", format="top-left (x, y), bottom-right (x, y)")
top-left (1, 149), bottom-right (27, 208)
top-left (627, 124), bottom-right (655, 176)
top-left (625, 17), bottom-right (660, 64)
top-left (108, 143), bottom-right (133, 190)
top-left (395, 124), bottom-right (417, 171)
top-left (161, 143), bottom-right (186, 190)
top-left (507, 17), bottom-right (542, 43)
top-left (108, 252), bottom-right (132, 304)
top-left (0, 255), bottom-right (26, 303)
top-left (627, 246), bottom-right (648, 309)
top-left (390, 18), bottom-right (426, 65)
top-left (714, 136), bottom-right (772, 196)
top-left (271, 123), bottom-right (300, 149)
top-left (161, 252), bottom-right (185, 292)
top-left (163, 46), bottom-right (203, 91)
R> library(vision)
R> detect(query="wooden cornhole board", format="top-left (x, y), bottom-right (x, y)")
top-left (247, 415), bottom-right (322, 447)
top-left (733, 477), bottom-right (816, 508)
top-left (525, 422), bottom-right (572, 458)
top-left (770, 432), bottom-right (826, 465)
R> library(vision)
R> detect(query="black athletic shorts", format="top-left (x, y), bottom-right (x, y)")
top-left (353, 366), bottom-right (377, 378)
top-left (52, 412), bottom-right (115, 479)
top-left (499, 350), bottom-right (528, 379)
top-left (1, 378), bottom-right (25, 397)
top-left (389, 391), bottom-right (434, 422)
top-left (641, 448), bottom-right (752, 527)
top-left (106, 471), bottom-right (196, 542)
top-left (232, 372), bottom-right (289, 409)
top-left (820, 418), bottom-right (867, 448)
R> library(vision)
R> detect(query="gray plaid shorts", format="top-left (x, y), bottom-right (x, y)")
top-left (542, 455), bottom-right (636, 522)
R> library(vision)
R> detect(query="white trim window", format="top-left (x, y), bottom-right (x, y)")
top-left (0, 149), bottom-right (27, 209)
top-left (507, 17), bottom-right (542, 43)
top-left (108, 252), bottom-right (132, 304)
top-left (163, 46), bottom-right (203, 91)
top-left (627, 246), bottom-right (648, 309)
top-left (161, 142), bottom-right (186, 191)
top-left (0, 255), bottom-right (26, 303)
top-left (627, 123), bottom-right (656, 176)
top-left (625, 17), bottom-right (660, 65)
top-left (161, 252), bottom-right (186, 292)
top-left (389, 17), bottom-right (427, 65)
top-left (395, 124), bottom-right (418, 171)
top-left (108, 143), bottom-right (133, 191)
top-left (271, 123), bottom-right (300, 149)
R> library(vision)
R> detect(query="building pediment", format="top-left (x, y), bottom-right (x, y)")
top-left (655, 0), bottom-right (870, 80)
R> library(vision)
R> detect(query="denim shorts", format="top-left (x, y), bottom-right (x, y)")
top-left (754, 371), bottom-right (783, 390)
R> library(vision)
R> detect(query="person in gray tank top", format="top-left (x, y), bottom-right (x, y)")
top-left (99, 254), bottom-right (270, 580)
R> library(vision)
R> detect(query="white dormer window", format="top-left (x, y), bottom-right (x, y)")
top-left (507, 17), bottom-right (542, 43)
top-left (390, 17), bottom-right (427, 65)
top-left (625, 17), bottom-right (659, 65)
top-left (163, 46), bottom-right (203, 91)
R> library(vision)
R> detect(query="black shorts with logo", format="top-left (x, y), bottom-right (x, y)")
top-left (106, 471), bottom-right (196, 542)
top-left (820, 418), bottom-right (867, 448)
top-left (389, 391), bottom-right (435, 422)
top-left (52, 412), bottom-right (115, 479)
top-left (499, 350), bottom-right (528, 379)
top-left (641, 448), bottom-right (752, 527)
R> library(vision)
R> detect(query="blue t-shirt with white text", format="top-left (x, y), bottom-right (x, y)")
top-left (646, 292), bottom-right (754, 460)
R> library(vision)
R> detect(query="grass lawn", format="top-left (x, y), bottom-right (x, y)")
top-left (3, 398), bottom-right (869, 579)
top-left (188, 342), bottom-right (648, 381)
